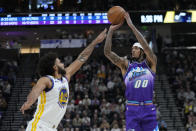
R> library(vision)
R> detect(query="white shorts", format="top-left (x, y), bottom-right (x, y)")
top-left (26, 119), bottom-right (57, 131)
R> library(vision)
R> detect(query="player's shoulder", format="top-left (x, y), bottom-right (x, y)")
top-left (37, 76), bottom-right (53, 88)
top-left (121, 56), bottom-right (129, 67)
top-left (37, 76), bottom-right (52, 84)
top-left (39, 76), bottom-right (51, 80)
top-left (62, 76), bottom-right (69, 83)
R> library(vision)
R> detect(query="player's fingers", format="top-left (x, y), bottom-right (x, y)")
top-left (120, 21), bottom-right (124, 25)
top-left (101, 28), bottom-right (107, 35)
top-left (115, 22), bottom-right (123, 28)
top-left (104, 34), bottom-right (107, 39)
top-left (20, 105), bottom-right (23, 111)
top-left (20, 106), bottom-right (24, 114)
top-left (103, 28), bottom-right (107, 33)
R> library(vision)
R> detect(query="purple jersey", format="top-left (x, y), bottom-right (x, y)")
top-left (124, 60), bottom-right (155, 101)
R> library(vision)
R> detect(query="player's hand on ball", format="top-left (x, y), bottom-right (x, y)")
top-left (124, 12), bottom-right (133, 26)
top-left (109, 22), bottom-right (124, 31)
top-left (20, 102), bottom-right (31, 114)
top-left (94, 28), bottom-right (107, 44)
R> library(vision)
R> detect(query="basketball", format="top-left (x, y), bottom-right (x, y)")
top-left (107, 6), bottom-right (126, 25)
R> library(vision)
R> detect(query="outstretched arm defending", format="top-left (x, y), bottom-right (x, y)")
top-left (104, 24), bottom-right (128, 76)
top-left (65, 29), bottom-right (107, 81)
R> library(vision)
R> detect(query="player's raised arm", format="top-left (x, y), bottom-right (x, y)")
top-left (104, 23), bottom-right (128, 74)
top-left (20, 77), bottom-right (51, 114)
top-left (65, 29), bottom-right (107, 81)
top-left (124, 12), bottom-right (157, 72)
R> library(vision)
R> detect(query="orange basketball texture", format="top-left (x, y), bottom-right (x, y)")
top-left (107, 6), bottom-right (125, 25)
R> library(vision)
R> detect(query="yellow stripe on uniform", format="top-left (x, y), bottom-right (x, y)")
top-left (31, 91), bottom-right (46, 131)
top-left (31, 93), bottom-right (43, 131)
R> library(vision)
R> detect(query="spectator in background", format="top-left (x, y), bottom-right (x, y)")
top-left (97, 68), bottom-right (106, 79)
top-left (66, 99), bottom-right (75, 113)
top-left (107, 77), bottom-right (115, 90)
top-left (2, 80), bottom-right (11, 100)
top-left (193, 100), bottom-right (196, 114)
top-left (184, 87), bottom-right (195, 101)
top-left (81, 111), bottom-right (91, 129)
top-left (98, 82), bottom-right (107, 93)
top-left (91, 96), bottom-right (100, 107)
top-left (184, 100), bottom-right (193, 117)
top-left (186, 112), bottom-right (196, 131)
top-left (91, 124), bottom-right (100, 131)
top-left (163, 35), bottom-right (172, 47)
top-left (82, 95), bottom-right (91, 106)
top-left (159, 119), bottom-right (167, 131)
top-left (18, 125), bottom-right (26, 131)
top-left (0, 91), bottom-right (7, 111)
top-left (111, 124), bottom-right (121, 131)
top-left (63, 113), bottom-right (72, 128)
top-left (188, 112), bottom-right (196, 125)
top-left (156, 105), bottom-right (161, 121)
top-left (75, 95), bottom-right (82, 105)
top-left (177, 88), bottom-right (186, 107)
top-left (100, 119), bottom-right (110, 130)
top-left (72, 114), bottom-right (82, 128)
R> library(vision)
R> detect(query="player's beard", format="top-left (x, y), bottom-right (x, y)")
top-left (132, 50), bottom-right (144, 62)
top-left (132, 57), bottom-right (139, 61)
top-left (132, 53), bottom-right (141, 62)
top-left (57, 66), bottom-right (66, 75)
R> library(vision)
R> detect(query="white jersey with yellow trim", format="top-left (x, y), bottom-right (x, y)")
top-left (26, 75), bottom-right (69, 131)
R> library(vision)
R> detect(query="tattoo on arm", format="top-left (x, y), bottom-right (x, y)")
top-left (104, 31), bottom-right (124, 67)
top-left (130, 25), bottom-right (156, 63)
top-left (104, 31), bottom-right (113, 56)
top-left (77, 54), bottom-right (86, 62)
top-left (107, 52), bottom-right (121, 63)
top-left (77, 41), bottom-right (96, 63)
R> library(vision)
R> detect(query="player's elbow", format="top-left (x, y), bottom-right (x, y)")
top-left (104, 49), bottom-right (110, 57)
top-left (153, 55), bottom-right (157, 64)
top-left (104, 51), bottom-right (107, 56)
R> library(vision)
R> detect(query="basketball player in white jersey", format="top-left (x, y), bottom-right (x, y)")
top-left (20, 29), bottom-right (107, 131)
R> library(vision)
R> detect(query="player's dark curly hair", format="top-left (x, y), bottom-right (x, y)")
top-left (38, 52), bottom-right (58, 76)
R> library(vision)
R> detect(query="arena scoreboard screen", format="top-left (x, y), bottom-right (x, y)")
top-left (140, 10), bottom-right (195, 23)
top-left (0, 10), bottom-right (196, 26)
top-left (0, 12), bottom-right (109, 26)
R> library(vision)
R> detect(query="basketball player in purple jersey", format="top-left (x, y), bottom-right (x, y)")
top-left (104, 12), bottom-right (159, 131)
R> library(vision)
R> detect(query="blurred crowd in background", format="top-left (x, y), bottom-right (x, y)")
top-left (0, 59), bottom-right (18, 126)
top-left (1, 0), bottom-right (196, 13)
top-left (164, 50), bottom-right (196, 131)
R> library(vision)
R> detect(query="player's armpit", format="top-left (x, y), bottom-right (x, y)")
top-left (146, 54), bottom-right (157, 73)
top-left (142, 44), bottom-right (157, 65)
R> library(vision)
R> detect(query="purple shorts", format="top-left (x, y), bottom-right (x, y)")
top-left (126, 104), bottom-right (159, 131)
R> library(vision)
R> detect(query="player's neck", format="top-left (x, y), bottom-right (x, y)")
top-left (54, 72), bottom-right (62, 79)
top-left (133, 57), bottom-right (144, 63)
top-left (138, 57), bottom-right (144, 63)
